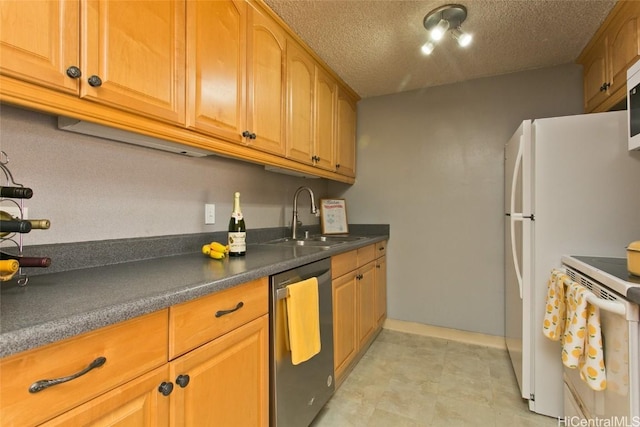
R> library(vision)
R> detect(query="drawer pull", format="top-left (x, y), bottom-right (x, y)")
top-left (29, 356), bottom-right (106, 393)
top-left (215, 301), bottom-right (244, 318)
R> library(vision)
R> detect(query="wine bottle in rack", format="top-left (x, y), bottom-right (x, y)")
top-left (0, 186), bottom-right (33, 199)
top-left (0, 210), bottom-right (32, 236)
top-left (228, 192), bottom-right (246, 257)
top-left (0, 251), bottom-right (51, 268)
top-left (0, 259), bottom-right (19, 281)
top-left (28, 219), bottom-right (50, 230)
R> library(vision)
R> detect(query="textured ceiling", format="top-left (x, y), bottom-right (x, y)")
top-left (263, 0), bottom-right (617, 98)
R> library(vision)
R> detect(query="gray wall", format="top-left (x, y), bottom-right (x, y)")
top-left (0, 105), bottom-right (328, 245)
top-left (330, 63), bottom-right (584, 336)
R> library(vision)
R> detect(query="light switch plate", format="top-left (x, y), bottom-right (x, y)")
top-left (205, 204), bottom-right (215, 224)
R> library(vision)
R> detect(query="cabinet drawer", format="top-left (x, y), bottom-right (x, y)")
top-left (375, 241), bottom-right (387, 258)
top-left (0, 309), bottom-right (169, 427)
top-left (169, 278), bottom-right (268, 359)
top-left (357, 244), bottom-right (375, 266)
top-left (332, 249), bottom-right (358, 278)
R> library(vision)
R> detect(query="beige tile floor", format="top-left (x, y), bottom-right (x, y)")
top-left (311, 329), bottom-right (559, 427)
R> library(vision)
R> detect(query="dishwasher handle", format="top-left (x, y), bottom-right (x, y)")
top-left (276, 269), bottom-right (331, 300)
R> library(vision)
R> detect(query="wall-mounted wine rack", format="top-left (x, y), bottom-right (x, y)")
top-left (0, 151), bottom-right (48, 286)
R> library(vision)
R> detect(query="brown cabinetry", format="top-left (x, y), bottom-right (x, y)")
top-left (335, 88), bottom-right (358, 177)
top-left (578, 0), bottom-right (640, 112)
top-left (0, 0), bottom-right (186, 124)
top-left (0, 0), bottom-right (357, 183)
top-left (0, 310), bottom-right (169, 426)
top-left (331, 241), bottom-right (387, 385)
top-left (286, 39), bottom-right (337, 171)
top-left (0, 278), bottom-right (269, 426)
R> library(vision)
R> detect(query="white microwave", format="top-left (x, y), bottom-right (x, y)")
top-left (627, 59), bottom-right (640, 151)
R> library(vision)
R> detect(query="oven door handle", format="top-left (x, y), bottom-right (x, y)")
top-left (584, 293), bottom-right (626, 316)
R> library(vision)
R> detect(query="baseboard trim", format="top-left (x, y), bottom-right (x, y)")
top-left (382, 318), bottom-right (506, 350)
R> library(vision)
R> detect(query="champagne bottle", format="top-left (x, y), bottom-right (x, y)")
top-left (228, 192), bottom-right (246, 257)
top-left (0, 259), bottom-right (19, 281)
top-left (0, 186), bottom-right (33, 199)
top-left (0, 251), bottom-right (51, 268)
top-left (28, 219), bottom-right (51, 230)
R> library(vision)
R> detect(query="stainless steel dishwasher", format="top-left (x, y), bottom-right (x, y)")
top-left (270, 258), bottom-right (334, 426)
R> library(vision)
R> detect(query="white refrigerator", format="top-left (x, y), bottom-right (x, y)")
top-left (504, 110), bottom-right (640, 418)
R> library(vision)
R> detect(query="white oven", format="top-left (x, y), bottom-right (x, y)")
top-left (561, 256), bottom-right (640, 423)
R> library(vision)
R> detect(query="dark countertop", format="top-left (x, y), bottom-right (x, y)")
top-left (0, 234), bottom-right (387, 358)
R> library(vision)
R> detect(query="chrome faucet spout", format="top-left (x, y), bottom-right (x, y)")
top-left (291, 186), bottom-right (317, 239)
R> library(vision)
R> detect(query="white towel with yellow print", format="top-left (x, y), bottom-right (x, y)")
top-left (561, 281), bottom-right (607, 391)
top-left (542, 269), bottom-right (566, 341)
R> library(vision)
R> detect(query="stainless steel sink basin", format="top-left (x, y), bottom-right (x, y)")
top-left (262, 235), bottom-right (367, 249)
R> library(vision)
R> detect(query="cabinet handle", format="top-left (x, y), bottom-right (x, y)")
top-left (215, 301), bottom-right (244, 318)
top-left (87, 75), bottom-right (103, 87)
top-left (336, 164), bottom-right (340, 169)
top-left (250, 133), bottom-right (257, 140)
top-left (66, 66), bottom-right (82, 79)
top-left (158, 381), bottom-right (174, 396)
top-left (29, 356), bottom-right (106, 393)
top-left (376, 264), bottom-right (381, 269)
top-left (175, 374), bottom-right (190, 388)
top-left (242, 130), bottom-right (251, 138)
top-left (356, 274), bottom-right (363, 280)
top-left (599, 82), bottom-right (611, 92)
top-left (379, 246), bottom-right (385, 251)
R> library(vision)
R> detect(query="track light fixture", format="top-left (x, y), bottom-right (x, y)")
top-left (422, 4), bottom-right (472, 55)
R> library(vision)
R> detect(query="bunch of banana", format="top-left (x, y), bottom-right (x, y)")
top-left (201, 242), bottom-right (229, 260)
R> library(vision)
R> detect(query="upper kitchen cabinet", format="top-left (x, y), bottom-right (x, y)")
top-left (246, 1), bottom-right (287, 156)
top-left (187, 0), bottom-right (285, 156)
top-left (82, 1), bottom-right (186, 124)
top-left (186, 0), bottom-right (247, 143)
top-left (335, 88), bottom-right (357, 178)
top-left (0, 0), bottom-right (186, 125)
top-left (0, 0), bottom-right (79, 94)
top-left (578, 0), bottom-right (640, 112)
top-left (285, 39), bottom-right (337, 172)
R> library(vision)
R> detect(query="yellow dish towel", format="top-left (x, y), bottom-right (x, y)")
top-left (542, 269), bottom-right (566, 341)
top-left (286, 277), bottom-right (321, 365)
top-left (561, 281), bottom-right (607, 391)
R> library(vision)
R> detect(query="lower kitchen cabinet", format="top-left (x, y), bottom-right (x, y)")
top-left (0, 278), bottom-right (269, 427)
top-left (169, 314), bottom-right (269, 427)
top-left (40, 366), bottom-right (171, 427)
top-left (0, 310), bottom-right (169, 427)
top-left (331, 241), bottom-right (387, 385)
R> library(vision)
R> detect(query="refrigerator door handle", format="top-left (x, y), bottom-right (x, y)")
top-left (510, 139), bottom-right (524, 298)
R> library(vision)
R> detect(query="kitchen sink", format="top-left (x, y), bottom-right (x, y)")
top-left (262, 235), bottom-right (367, 249)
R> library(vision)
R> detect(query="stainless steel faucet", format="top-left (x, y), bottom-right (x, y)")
top-left (291, 186), bottom-right (317, 239)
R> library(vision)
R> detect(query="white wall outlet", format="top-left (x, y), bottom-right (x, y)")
top-left (1, 206), bottom-right (28, 219)
top-left (205, 204), bottom-right (215, 224)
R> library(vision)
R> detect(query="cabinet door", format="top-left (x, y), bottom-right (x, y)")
top-left (186, 0), bottom-right (246, 143)
top-left (335, 88), bottom-right (357, 177)
top-left (582, 37), bottom-right (609, 113)
top-left (170, 315), bottom-right (269, 427)
top-left (246, 3), bottom-right (286, 156)
top-left (609, 12), bottom-right (640, 96)
top-left (332, 273), bottom-right (358, 383)
top-left (286, 40), bottom-right (315, 165)
top-left (315, 67), bottom-right (337, 171)
top-left (375, 255), bottom-right (387, 327)
top-left (40, 366), bottom-right (170, 427)
top-left (357, 261), bottom-right (376, 348)
top-left (82, 0), bottom-right (185, 124)
top-left (0, 0), bottom-right (79, 93)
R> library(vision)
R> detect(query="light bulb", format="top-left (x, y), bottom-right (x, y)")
top-left (429, 19), bottom-right (450, 41)
top-left (451, 28), bottom-right (472, 47)
top-left (421, 42), bottom-right (435, 55)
